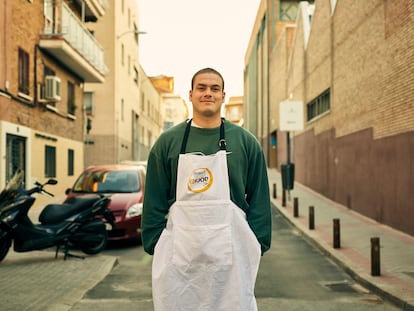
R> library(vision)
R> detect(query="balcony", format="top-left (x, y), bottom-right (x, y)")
top-left (39, 2), bottom-right (107, 83)
top-left (74, 0), bottom-right (108, 22)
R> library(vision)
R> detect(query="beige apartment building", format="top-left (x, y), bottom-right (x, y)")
top-left (0, 0), bottom-right (107, 199)
top-left (150, 75), bottom-right (188, 130)
top-left (244, 0), bottom-right (414, 236)
top-left (83, 0), bottom-right (164, 166)
top-left (224, 96), bottom-right (244, 125)
top-left (138, 66), bottom-right (164, 159)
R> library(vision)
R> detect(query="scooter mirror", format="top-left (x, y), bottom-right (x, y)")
top-left (47, 179), bottom-right (58, 185)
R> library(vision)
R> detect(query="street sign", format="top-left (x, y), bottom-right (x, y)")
top-left (279, 100), bottom-right (304, 131)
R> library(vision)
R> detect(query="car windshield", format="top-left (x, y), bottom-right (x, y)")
top-left (72, 170), bottom-right (140, 193)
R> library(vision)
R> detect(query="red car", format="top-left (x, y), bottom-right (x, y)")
top-left (65, 164), bottom-right (146, 242)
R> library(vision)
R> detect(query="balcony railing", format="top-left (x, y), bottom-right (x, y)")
top-left (61, 3), bottom-right (105, 74)
top-left (41, 2), bottom-right (107, 82)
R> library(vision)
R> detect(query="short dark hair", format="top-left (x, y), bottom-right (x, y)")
top-left (191, 67), bottom-right (224, 91)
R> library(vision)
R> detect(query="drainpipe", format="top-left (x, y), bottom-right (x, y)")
top-left (33, 44), bottom-right (39, 107)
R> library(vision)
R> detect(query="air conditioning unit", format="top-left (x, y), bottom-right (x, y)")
top-left (44, 76), bottom-right (61, 101)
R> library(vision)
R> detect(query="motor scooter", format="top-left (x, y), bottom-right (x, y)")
top-left (0, 169), bottom-right (115, 261)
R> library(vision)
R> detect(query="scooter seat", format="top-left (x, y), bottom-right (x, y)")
top-left (39, 195), bottom-right (101, 224)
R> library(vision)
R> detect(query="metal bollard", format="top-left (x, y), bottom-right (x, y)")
top-left (309, 206), bottom-right (315, 230)
top-left (293, 197), bottom-right (299, 217)
top-left (333, 218), bottom-right (341, 248)
top-left (282, 189), bottom-right (286, 207)
top-left (371, 237), bottom-right (381, 276)
top-left (273, 183), bottom-right (277, 199)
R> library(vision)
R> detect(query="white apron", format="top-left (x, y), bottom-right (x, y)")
top-left (152, 120), bottom-right (261, 311)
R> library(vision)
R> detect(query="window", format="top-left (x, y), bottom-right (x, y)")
top-left (18, 48), bottom-right (30, 95)
top-left (229, 106), bottom-right (240, 120)
top-left (84, 91), bottom-right (94, 115)
top-left (133, 66), bottom-right (138, 84)
top-left (121, 98), bottom-right (124, 122)
top-left (43, 0), bottom-right (53, 33)
top-left (133, 23), bottom-right (139, 44)
top-left (141, 92), bottom-right (145, 111)
top-left (43, 67), bottom-right (55, 103)
top-left (280, 0), bottom-right (300, 21)
top-left (45, 145), bottom-right (56, 178)
top-left (68, 149), bottom-right (74, 176)
top-left (147, 130), bottom-right (152, 148)
top-left (44, 0), bottom-right (53, 19)
top-left (121, 44), bottom-right (124, 66)
top-left (44, 66), bottom-right (55, 76)
top-left (307, 89), bottom-right (330, 121)
top-left (6, 134), bottom-right (26, 183)
top-left (279, 0), bottom-right (315, 21)
top-left (67, 81), bottom-right (76, 115)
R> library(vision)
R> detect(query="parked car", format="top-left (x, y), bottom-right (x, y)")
top-left (120, 160), bottom-right (147, 171)
top-left (65, 164), bottom-right (146, 243)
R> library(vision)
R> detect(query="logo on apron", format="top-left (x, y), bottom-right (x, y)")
top-left (187, 168), bottom-right (213, 193)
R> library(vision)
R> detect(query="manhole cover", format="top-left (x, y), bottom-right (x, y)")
top-left (324, 281), bottom-right (358, 293)
top-left (403, 272), bottom-right (414, 279)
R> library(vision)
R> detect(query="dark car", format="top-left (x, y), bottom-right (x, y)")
top-left (65, 164), bottom-right (146, 242)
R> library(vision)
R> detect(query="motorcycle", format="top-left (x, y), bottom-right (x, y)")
top-left (0, 169), bottom-right (115, 261)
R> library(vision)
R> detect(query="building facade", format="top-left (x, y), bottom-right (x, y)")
top-left (150, 75), bottom-right (188, 130)
top-left (244, 0), bottom-right (414, 236)
top-left (0, 0), bottom-right (107, 202)
top-left (224, 96), bottom-right (244, 126)
top-left (138, 65), bottom-right (164, 160)
top-left (83, 0), bottom-right (160, 166)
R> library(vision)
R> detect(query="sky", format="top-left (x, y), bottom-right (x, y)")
top-left (136, 0), bottom-right (261, 104)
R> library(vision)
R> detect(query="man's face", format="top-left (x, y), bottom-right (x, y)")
top-left (189, 72), bottom-right (225, 118)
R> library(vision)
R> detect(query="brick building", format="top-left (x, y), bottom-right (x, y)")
top-left (0, 0), bottom-right (107, 200)
top-left (244, 0), bottom-right (414, 236)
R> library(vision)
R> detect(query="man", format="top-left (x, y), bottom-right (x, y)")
top-left (142, 67), bottom-right (272, 311)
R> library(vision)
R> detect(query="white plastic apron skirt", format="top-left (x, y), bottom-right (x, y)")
top-left (152, 119), bottom-right (262, 311)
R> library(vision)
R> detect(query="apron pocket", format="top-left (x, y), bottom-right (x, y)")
top-left (172, 224), bottom-right (232, 267)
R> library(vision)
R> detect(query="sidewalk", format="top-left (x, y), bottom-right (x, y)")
top-left (268, 168), bottom-right (414, 310)
top-left (0, 202), bottom-right (118, 311)
top-left (1, 249), bottom-right (117, 311)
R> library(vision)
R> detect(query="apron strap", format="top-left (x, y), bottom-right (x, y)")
top-left (180, 118), bottom-right (226, 154)
top-left (219, 118), bottom-right (226, 150)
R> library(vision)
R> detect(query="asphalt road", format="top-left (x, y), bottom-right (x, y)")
top-left (69, 207), bottom-right (400, 311)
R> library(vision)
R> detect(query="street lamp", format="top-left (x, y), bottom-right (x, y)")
top-left (117, 30), bottom-right (147, 39)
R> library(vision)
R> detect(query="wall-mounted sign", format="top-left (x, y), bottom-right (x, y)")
top-left (279, 100), bottom-right (304, 131)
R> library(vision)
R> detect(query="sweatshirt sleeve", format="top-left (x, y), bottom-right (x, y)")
top-left (245, 147), bottom-right (272, 255)
top-left (141, 150), bottom-right (170, 255)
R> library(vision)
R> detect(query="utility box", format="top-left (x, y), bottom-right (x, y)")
top-left (281, 162), bottom-right (295, 190)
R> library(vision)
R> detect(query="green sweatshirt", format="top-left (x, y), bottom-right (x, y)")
top-left (142, 119), bottom-right (272, 255)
